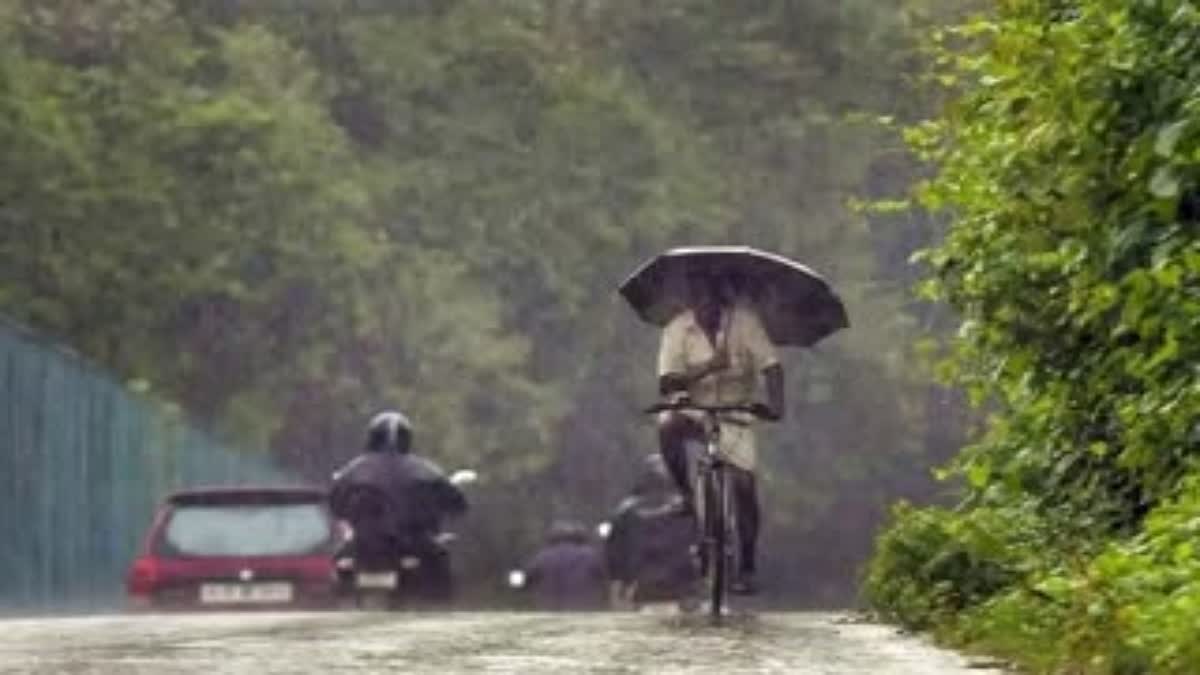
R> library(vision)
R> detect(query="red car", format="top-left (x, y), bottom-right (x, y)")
top-left (126, 486), bottom-right (343, 610)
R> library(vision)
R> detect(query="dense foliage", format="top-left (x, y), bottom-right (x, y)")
top-left (0, 0), bottom-right (959, 602)
top-left (866, 0), bottom-right (1200, 671)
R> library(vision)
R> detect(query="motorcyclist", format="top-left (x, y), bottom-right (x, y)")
top-left (605, 455), bottom-right (699, 611)
top-left (656, 269), bottom-right (785, 595)
top-left (329, 410), bottom-right (467, 601)
top-left (517, 520), bottom-right (608, 611)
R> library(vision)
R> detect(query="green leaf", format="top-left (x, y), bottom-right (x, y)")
top-left (966, 460), bottom-right (991, 488)
top-left (1154, 120), bottom-right (1189, 158)
top-left (1145, 335), bottom-right (1180, 371)
top-left (1149, 166), bottom-right (1180, 199)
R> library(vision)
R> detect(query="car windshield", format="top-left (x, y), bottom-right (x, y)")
top-left (162, 502), bottom-right (331, 557)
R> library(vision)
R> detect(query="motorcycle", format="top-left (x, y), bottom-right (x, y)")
top-left (333, 469), bottom-right (477, 610)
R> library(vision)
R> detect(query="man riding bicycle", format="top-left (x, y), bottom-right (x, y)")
top-left (656, 269), bottom-right (785, 595)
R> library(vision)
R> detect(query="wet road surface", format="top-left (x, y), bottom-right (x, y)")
top-left (0, 611), bottom-right (1006, 674)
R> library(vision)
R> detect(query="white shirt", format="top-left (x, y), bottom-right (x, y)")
top-left (656, 301), bottom-right (779, 470)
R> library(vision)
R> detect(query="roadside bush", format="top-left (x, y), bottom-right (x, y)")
top-left (1087, 476), bottom-right (1200, 673)
top-left (864, 501), bottom-right (1041, 630)
top-left (876, 476), bottom-right (1200, 674)
top-left (868, 0), bottom-right (1200, 670)
top-left (952, 589), bottom-right (1069, 673)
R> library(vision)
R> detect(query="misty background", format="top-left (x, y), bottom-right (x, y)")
top-left (0, 0), bottom-right (968, 609)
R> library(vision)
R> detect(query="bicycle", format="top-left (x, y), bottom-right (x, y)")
top-left (644, 400), bottom-right (770, 624)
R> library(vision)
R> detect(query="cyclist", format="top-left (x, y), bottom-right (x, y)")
top-left (329, 410), bottom-right (467, 600)
top-left (656, 268), bottom-right (785, 595)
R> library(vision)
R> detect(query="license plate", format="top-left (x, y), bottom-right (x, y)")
top-left (356, 571), bottom-right (398, 589)
top-left (199, 582), bottom-right (293, 604)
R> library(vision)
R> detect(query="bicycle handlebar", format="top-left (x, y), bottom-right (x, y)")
top-left (642, 400), bottom-right (769, 418)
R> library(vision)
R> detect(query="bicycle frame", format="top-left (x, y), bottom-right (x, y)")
top-left (685, 413), bottom-right (739, 623)
top-left (645, 400), bottom-right (763, 623)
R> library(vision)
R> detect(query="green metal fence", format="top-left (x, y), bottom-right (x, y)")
top-left (0, 318), bottom-right (296, 611)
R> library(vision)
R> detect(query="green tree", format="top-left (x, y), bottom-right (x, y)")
top-left (0, 0), bottom-right (963, 603)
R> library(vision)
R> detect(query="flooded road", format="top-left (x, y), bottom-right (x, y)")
top-left (0, 611), bottom-right (1004, 674)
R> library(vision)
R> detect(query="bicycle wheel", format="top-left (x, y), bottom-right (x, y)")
top-left (688, 445), bottom-right (707, 574)
top-left (708, 466), bottom-right (727, 622)
top-left (724, 472), bottom-right (741, 598)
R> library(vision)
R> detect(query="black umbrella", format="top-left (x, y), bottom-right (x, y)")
top-left (618, 245), bottom-right (849, 347)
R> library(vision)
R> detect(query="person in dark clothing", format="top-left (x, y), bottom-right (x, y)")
top-left (519, 520), bottom-right (608, 611)
top-left (329, 410), bottom-right (467, 601)
top-left (605, 455), bottom-right (699, 610)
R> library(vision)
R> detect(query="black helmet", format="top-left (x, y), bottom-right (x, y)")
top-left (366, 410), bottom-right (412, 453)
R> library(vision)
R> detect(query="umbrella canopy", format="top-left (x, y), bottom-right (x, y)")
top-left (618, 245), bottom-right (849, 347)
